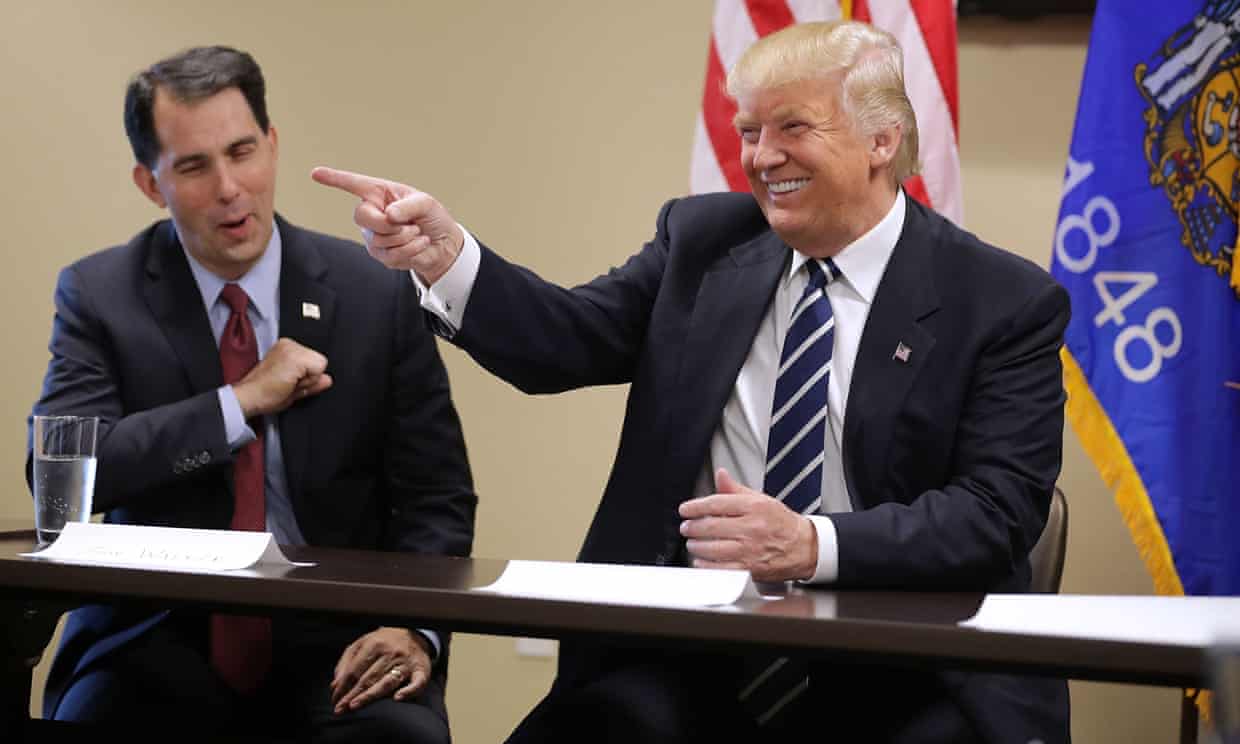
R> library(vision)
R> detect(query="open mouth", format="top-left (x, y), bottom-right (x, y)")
top-left (767, 178), bottom-right (809, 195)
top-left (219, 216), bottom-right (249, 230)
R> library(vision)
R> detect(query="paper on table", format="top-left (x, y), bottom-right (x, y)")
top-left (476, 559), bottom-right (760, 608)
top-left (960, 594), bottom-right (1240, 647)
top-left (20, 522), bottom-right (314, 572)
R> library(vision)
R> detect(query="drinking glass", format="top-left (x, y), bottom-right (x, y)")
top-left (32, 415), bottom-right (99, 545)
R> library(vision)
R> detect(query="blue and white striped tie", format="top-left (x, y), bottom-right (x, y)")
top-left (739, 257), bottom-right (839, 727)
top-left (763, 257), bottom-right (839, 515)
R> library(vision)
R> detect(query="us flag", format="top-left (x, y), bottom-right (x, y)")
top-left (690, 0), bottom-right (962, 225)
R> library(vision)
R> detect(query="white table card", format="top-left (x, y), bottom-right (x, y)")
top-left (476, 559), bottom-right (760, 609)
top-left (21, 522), bottom-right (313, 571)
top-left (960, 594), bottom-right (1240, 647)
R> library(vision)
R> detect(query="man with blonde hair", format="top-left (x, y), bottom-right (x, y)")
top-left (316, 19), bottom-right (1069, 744)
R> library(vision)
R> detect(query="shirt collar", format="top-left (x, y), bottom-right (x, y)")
top-left (786, 190), bottom-right (906, 304)
top-left (181, 222), bottom-right (282, 322)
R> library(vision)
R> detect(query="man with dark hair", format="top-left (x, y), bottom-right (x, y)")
top-left (28, 45), bottom-right (476, 743)
top-left (124, 45), bottom-right (271, 170)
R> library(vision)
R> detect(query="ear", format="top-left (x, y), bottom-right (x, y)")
top-left (868, 123), bottom-right (901, 171)
top-left (132, 164), bottom-right (166, 209)
top-left (267, 123), bottom-right (279, 159)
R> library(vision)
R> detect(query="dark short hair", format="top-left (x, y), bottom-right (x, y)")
top-left (123, 45), bottom-right (269, 169)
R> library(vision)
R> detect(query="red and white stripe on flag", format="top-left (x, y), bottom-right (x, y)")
top-left (689, 0), bottom-right (962, 226)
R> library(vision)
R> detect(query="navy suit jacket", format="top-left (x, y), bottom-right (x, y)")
top-left (451, 192), bottom-right (1070, 742)
top-left (28, 216), bottom-right (476, 720)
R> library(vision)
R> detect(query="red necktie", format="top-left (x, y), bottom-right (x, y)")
top-left (210, 283), bottom-right (272, 695)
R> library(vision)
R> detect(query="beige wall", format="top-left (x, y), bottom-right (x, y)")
top-left (0, 3), bottom-right (1183, 742)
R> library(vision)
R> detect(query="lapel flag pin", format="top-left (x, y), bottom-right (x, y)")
top-left (302, 302), bottom-right (320, 320)
top-left (893, 342), bottom-right (911, 363)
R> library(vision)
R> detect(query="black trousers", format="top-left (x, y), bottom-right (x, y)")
top-left (503, 648), bottom-right (991, 744)
top-left (504, 652), bottom-right (804, 744)
top-left (51, 611), bottom-right (449, 744)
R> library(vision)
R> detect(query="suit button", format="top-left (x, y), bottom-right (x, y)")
top-left (198, 452), bottom-right (210, 465)
top-left (173, 462), bottom-right (183, 475)
top-left (654, 553), bottom-right (668, 566)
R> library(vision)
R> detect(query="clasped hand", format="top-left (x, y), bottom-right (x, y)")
top-left (679, 468), bottom-right (818, 582)
top-left (233, 338), bottom-right (332, 418)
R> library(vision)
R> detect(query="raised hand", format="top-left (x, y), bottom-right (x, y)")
top-left (311, 167), bottom-right (464, 284)
top-left (232, 338), bottom-right (332, 417)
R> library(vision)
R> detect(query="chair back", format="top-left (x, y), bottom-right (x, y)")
top-left (1028, 486), bottom-right (1068, 593)
top-left (1212, 643), bottom-right (1240, 744)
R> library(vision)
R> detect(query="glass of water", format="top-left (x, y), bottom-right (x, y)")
top-left (32, 415), bottom-right (99, 545)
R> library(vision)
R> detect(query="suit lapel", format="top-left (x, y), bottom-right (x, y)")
top-left (665, 231), bottom-right (788, 495)
top-left (842, 203), bottom-right (940, 508)
top-left (142, 222), bottom-right (225, 395)
top-left (274, 217), bottom-right (336, 500)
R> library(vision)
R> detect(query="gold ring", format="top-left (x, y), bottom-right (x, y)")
top-left (388, 666), bottom-right (403, 678)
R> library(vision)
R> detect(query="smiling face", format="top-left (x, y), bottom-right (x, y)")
top-left (734, 76), bottom-right (898, 257)
top-left (132, 86), bottom-right (278, 280)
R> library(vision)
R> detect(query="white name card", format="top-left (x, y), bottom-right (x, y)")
top-left (476, 559), bottom-right (760, 609)
top-left (21, 522), bottom-right (314, 572)
top-left (960, 593), bottom-right (1240, 647)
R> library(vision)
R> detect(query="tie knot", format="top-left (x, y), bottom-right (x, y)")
top-left (804, 258), bottom-right (840, 292)
top-left (220, 283), bottom-right (250, 316)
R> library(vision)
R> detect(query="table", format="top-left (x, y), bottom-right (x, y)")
top-left (1, 524), bottom-right (1231, 741)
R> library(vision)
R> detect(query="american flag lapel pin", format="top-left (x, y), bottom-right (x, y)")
top-left (302, 302), bottom-right (321, 320)
top-left (893, 342), bottom-right (911, 363)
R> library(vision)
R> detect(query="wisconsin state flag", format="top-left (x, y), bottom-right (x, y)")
top-left (1052, 0), bottom-right (1240, 597)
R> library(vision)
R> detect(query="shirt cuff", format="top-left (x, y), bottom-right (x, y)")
top-left (217, 386), bottom-right (256, 450)
top-left (415, 629), bottom-right (442, 660)
top-left (409, 225), bottom-right (481, 335)
top-left (800, 514), bottom-right (840, 584)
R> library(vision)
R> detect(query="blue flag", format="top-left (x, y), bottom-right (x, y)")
top-left (1052, 0), bottom-right (1240, 597)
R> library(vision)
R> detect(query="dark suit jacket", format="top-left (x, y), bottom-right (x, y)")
top-left (28, 215), bottom-right (476, 721)
top-left (450, 193), bottom-right (1070, 742)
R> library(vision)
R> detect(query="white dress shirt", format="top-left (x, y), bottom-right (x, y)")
top-left (414, 191), bottom-right (905, 584)
top-left (694, 192), bottom-right (905, 583)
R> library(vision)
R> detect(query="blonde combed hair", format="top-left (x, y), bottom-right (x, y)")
top-left (726, 20), bottom-right (921, 183)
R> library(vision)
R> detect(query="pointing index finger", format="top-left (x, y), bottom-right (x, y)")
top-left (311, 166), bottom-right (391, 202)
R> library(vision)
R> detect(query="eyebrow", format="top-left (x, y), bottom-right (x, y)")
top-left (227, 135), bottom-right (259, 151)
top-left (169, 135), bottom-right (259, 170)
top-left (732, 103), bottom-right (816, 130)
top-left (169, 153), bottom-right (205, 171)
